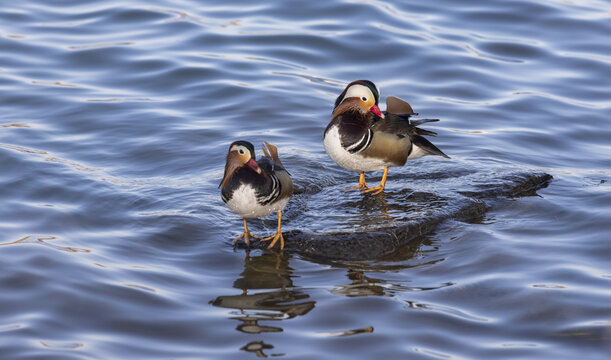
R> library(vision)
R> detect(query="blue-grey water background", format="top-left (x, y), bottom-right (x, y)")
top-left (1, 0), bottom-right (610, 359)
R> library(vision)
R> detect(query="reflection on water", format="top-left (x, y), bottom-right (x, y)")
top-left (0, 235), bottom-right (90, 253)
top-left (1, 0), bottom-right (610, 358)
top-left (331, 269), bottom-right (391, 297)
top-left (329, 241), bottom-right (453, 298)
top-left (211, 251), bottom-right (315, 354)
top-left (317, 326), bottom-right (375, 337)
top-left (240, 340), bottom-right (275, 358)
top-left (299, 173), bottom-right (475, 235)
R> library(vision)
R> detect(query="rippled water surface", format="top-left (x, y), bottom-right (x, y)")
top-left (1, 0), bottom-right (610, 359)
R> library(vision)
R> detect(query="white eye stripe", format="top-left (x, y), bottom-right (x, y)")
top-left (342, 84), bottom-right (374, 104)
top-left (230, 145), bottom-right (249, 155)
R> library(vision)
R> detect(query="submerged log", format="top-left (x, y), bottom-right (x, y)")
top-left (239, 166), bottom-right (552, 261)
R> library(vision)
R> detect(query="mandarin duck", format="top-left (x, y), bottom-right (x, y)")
top-left (323, 80), bottom-right (449, 194)
top-left (220, 141), bottom-right (293, 249)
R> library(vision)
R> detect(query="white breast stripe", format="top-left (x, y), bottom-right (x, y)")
top-left (324, 125), bottom-right (390, 172)
top-left (259, 174), bottom-right (281, 205)
top-left (345, 129), bottom-right (372, 153)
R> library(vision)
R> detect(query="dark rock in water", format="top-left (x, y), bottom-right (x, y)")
top-left (239, 165), bottom-right (552, 261)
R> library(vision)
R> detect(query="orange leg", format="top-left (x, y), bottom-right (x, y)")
top-left (344, 172), bottom-right (368, 191)
top-left (232, 218), bottom-right (262, 246)
top-left (261, 211), bottom-right (285, 249)
top-left (363, 167), bottom-right (389, 195)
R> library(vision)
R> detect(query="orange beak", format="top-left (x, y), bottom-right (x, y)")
top-left (246, 158), bottom-right (261, 174)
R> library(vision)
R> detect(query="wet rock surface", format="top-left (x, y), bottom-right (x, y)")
top-left (238, 165), bottom-right (552, 261)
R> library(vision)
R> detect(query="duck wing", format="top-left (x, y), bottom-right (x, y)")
top-left (386, 95), bottom-right (416, 115)
top-left (385, 95), bottom-right (440, 127)
top-left (410, 135), bottom-right (450, 159)
top-left (260, 142), bottom-right (293, 199)
top-left (372, 96), bottom-right (439, 137)
top-left (371, 113), bottom-right (437, 137)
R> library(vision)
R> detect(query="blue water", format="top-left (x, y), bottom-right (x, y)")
top-left (1, 0), bottom-right (610, 359)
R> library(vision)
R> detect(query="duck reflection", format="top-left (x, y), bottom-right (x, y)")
top-left (240, 340), bottom-right (274, 358)
top-left (343, 193), bottom-right (392, 226)
top-left (330, 240), bottom-right (428, 297)
top-left (342, 188), bottom-right (449, 229)
top-left (211, 251), bottom-right (315, 337)
top-left (330, 269), bottom-right (390, 297)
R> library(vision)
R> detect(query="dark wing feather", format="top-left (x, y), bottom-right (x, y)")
top-left (412, 135), bottom-right (450, 159)
top-left (410, 118), bottom-right (440, 127)
top-left (383, 95), bottom-right (440, 129)
top-left (262, 142), bottom-right (293, 200)
top-left (371, 113), bottom-right (437, 137)
top-left (372, 95), bottom-right (441, 137)
top-left (257, 156), bottom-right (275, 175)
top-left (255, 157), bottom-right (282, 205)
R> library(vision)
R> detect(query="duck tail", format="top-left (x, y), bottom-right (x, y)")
top-left (410, 118), bottom-right (439, 127)
top-left (413, 127), bottom-right (438, 136)
top-left (411, 135), bottom-right (450, 159)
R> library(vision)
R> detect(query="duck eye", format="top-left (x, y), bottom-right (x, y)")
top-left (361, 96), bottom-right (368, 101)
top-left (239, 149), bottom-right (245, 155)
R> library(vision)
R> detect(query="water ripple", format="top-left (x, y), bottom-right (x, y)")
top-left (1, 0), bottom-right (610, 359)
top-left (405, 300), bottom-right (492, 323)
top-left (0, 235), bottom-right (90, 253)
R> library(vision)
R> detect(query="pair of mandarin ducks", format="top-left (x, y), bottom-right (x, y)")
top-left (220, 80), bottom-right (450, 250)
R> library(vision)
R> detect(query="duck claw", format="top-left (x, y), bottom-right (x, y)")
top-left (260, 232), bottom-right (284, 250)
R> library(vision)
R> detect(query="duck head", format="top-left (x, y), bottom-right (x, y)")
top-left (220, 140), bottom-right (261, 188)
top-left (333, 80), bottom-right (383, 118)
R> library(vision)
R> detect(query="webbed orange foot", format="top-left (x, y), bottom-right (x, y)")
top-left (344, 172), bottom-right (368, 191)
top-left (362, 186), bottom-right (385, 195)
top-left (362, 167), bottom-right (389, 195)
top-left (261, 231), bottom-right (284, 249)
top-left (232, 218), bottom-right (262, 246)
top-left (260, 210), bottom-right (285, 249)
